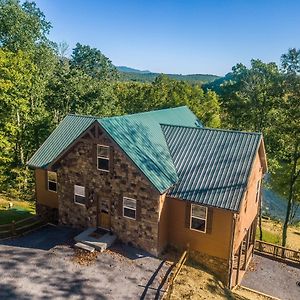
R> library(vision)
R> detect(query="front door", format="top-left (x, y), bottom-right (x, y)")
top-left (99, 209), bottom-right (111, 230)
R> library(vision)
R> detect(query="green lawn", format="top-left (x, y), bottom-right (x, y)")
top-left (0, 196), bottom-right (35, 225)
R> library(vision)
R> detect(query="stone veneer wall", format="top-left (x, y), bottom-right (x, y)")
top-left (189, 250), bottom-right (230, 285)
top-left (57, 127), bottom-right (160, 255)
top-left (36, 202), bottom-right (58, 223)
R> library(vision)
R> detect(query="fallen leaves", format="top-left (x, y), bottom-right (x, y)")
top-left (72, 248), bottom-right (98, 266)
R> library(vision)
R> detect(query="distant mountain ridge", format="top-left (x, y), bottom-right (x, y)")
top-left (117, 66), bottom-right (220, 84)
top-left (117, 66), bottom-right (151, 74)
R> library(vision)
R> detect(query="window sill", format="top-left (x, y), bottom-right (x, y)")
top-left (190, 227), bottom-right (206, 234)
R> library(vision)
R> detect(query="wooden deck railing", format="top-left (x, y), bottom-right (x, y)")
top-left (163, 250), bottom-right (189, 300)
top-left (0, 216), bottom-right (47, 239)
top-left (255, 240), bottom-right (300, 263)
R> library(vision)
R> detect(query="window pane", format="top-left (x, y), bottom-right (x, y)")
top-left (98, 158), bottom-right (109, 170)
top-left (124, 207), bottom-right (136, 219)
top-left (75, 195), bottom-right (86, 205)
top-left (123, 197), bottom-right (136, 209)
top-left (48, 181), bottom-right (57, 192)
top-left (97, 145), bottom-right (109, 158)
top-left (191, 218), bottom-right (206, 232)
top-left (48, 171), bottom-right (57, 182)
top-left (192, 205), bottom-right (207, 219)
top-left (74, 185), bottom-right (85, 197)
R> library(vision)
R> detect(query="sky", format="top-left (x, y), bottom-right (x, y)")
top-left (34, 0), bottom-right (300, 76)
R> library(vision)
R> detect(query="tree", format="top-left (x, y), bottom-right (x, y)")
top-left (219, 60), bottom-right (281, 134)
top-left (70, 43), bottom-right (119, 81)
top-left (279, 48), bottom-right (300, 247)
top-left (0, 0), bottom-right (51, 52)
top-left (112, 75), bottom-right (221, 127)
top-left (0, 49), bottom-right (36, 195)
top-left (218, 60), bottom-right (283, 240)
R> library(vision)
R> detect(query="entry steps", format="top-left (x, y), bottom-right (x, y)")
top-left (74, 242), bottom-right (95, 252)
top-left (74, 227), bottom-right (116, 252)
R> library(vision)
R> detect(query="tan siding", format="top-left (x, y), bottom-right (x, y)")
top-left (158, 193), bottom-right (169, 252)
top-left (35, 168), bottom-right (58, 208)
top-left (233, 152), bottom-right (263, 252)
top-left (166, 197), bottom-right (233, 260)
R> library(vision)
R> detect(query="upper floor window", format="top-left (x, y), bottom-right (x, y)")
top-left (47, 171), bottom-right (57, 192)
top-left (255, 180), bottom-right (261, 203)
top-left (97, 145), bottom-right (110, 172)
top-left (74, 185), bottom-right (86, 205)
top-left (190, 204), bottom-right (207, 233)
top-left (123, 197), bottom-right (136, 220)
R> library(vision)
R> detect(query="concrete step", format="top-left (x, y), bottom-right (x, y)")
top-left (74, 242), bottom-right (95, 252)
top-left (74, 228), bottom-right (117, 252)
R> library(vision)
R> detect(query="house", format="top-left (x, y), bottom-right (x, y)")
top-left (27, 106), bottom-right (267, 288)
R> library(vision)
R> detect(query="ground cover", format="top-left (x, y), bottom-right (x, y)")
top-left (0, 195), bottom-right (35, 225)
top-left (256, 218), bottom-right (300, 250)
top-left (170, 259), bottom-right (274, 300)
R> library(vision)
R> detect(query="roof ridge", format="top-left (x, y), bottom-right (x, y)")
top-left (66, 113), bottom-right (98, 119)
top-left (160, 123), bottom-right (262, 136)
top-left (100, 106), bottom-right (190, 120)
top-left (67, 106), bottom-right (189, 121)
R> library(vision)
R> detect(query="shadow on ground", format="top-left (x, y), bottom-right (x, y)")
top-left (0, 224), bottom-right (80, 250)
top-left (0, 225), bottom-right (171, 299)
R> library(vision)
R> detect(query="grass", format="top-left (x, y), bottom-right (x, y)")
top-left (0, 195), bottom-right (35, 225)
top-left (256, 227), bottom-right (281, 245)
top-left (256, 218), bottom-right (300, 250)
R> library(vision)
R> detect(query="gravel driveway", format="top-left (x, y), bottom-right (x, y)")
top-left (0, 225), bottom-right (171, 300)
top-left (241, 253), bottom-right (300, 300)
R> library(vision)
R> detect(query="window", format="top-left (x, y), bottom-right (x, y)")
top-left (255, 180), bottom-right (261, 203)
top-left (74, 185), bottom-right (86, 205)
top-left (123, 197), bottom-right (136, 220)
top-left (97, 145), bottom-right (110, 171)
top-left (47, 171), bottom-right (57, 192)
top-left (190, 204), bottom-right (207, 233)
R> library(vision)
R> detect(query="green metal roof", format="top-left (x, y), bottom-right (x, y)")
top-left (27, 106), bottom-right (200, 193)
top-left (27, 115), bottom-right (95, 169)
top-left (162, 125), bottom-right (262, 211)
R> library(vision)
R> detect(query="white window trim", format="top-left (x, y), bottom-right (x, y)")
top-left (97, 144), bottom-right (110, 172)
top-left (123, 197), bottom-right (136, 220)
top-left (74, 185), bottom-right (86, 206)
top-left (190, 204), bottom-right (207, 233)
top-left (47, 171), bottom-right (57, 193)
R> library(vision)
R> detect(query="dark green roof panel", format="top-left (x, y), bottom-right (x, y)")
top-left (162, 125), bottom-right (262, 211)
top-left (27, 115), bottom-right (95, 168)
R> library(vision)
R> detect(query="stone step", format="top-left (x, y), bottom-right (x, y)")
top-left (74, 242), bottom-right (95, 252)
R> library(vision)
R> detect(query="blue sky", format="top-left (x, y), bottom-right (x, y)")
top-left (35, 0), bottom-right (300, 75)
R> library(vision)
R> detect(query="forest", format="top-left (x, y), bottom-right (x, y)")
top-left (0, 0), bottom-right (299, 247)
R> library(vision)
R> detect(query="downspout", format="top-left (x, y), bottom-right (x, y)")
top-left (228, 212), bottom-right (237, 289)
